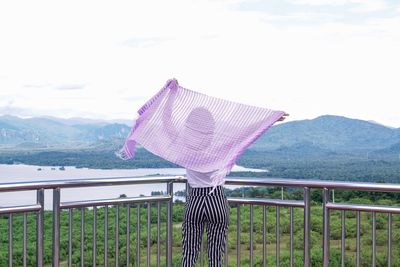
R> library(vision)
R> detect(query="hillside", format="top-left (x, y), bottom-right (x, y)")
top-left (251, 115), bottom-right (400, 152)
top-left (1, 114), bottom-right (400, 159)
top-left (0, 115), bottom-right (131, 149)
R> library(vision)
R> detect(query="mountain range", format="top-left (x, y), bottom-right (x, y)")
top-left (0, 115), bottom-right (132, 149)
top-left (1, 114), bottom-right (399, 160)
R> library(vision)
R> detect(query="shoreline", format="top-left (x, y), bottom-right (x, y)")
top-left (0, 164), bottom-right (266, 210)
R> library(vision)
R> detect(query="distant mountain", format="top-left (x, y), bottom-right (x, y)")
top-left (370, 142), bottom-right (400, 160)
top-left (268, 141), bottom-right (338, 158)
top-left (1, 115), bottom-right (400, 158)
top-left (0, 115), bottom-right (130, 148)
top-left (251, 115), bottom-right (400, 153)
top-left (38, 115), bottom-right (133, 127)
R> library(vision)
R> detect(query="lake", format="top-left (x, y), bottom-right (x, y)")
top-left (0, 164), bottom-right (267, 209)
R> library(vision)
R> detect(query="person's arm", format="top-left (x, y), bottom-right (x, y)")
top-left (162, 78), bottom-right (180, 139)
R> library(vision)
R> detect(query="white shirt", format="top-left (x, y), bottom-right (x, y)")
top-left (185, 169), bottom-right (225, 188)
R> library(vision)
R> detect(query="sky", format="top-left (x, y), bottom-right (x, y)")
top-left (0, 0), bottom-right (399, 127)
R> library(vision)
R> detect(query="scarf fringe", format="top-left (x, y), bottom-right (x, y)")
top-left (209, 166), bottom-right (232, 194)
top-left (115, 143), bottom-right (136, 160)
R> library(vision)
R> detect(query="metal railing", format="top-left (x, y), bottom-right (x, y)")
top-left (1, 176), bottom-right (400, 266)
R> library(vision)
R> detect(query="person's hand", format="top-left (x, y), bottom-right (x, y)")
top-left (278, 112), bottom-right (289, 121)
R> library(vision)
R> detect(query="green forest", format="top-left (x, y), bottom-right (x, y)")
top-left (1, 148), bottom-right (400, 183)
top-left (1, 146), bottom-right (400, 266)
top-left (1, 186), bottom-right (399, 267)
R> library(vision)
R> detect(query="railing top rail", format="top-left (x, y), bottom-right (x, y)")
top-left (0, 175), bottom-right (185, 192)
top-left (224, 177), bottom-right (400, 193)
top-left (1, 175), bottom-right (400, 193)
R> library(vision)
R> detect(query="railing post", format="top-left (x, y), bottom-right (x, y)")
top-left (303, 187), bottom-right (310, 267)
top-left (105, 205), bottom-right (108, 267)
top-left (157, 202), bottom-right (161, 267)
top-left (93, 206), bottom-right (97, 266)
top-left (126, 204), bottom-right (130, 267)
top-left (36, 189), bottom-right (44, 267)
top-left (356, 211), bottom-right (360, 267)
top-left (372, 212), bottom-right (376, 267)
top-left (290, 207), bottom-right (294, 267)
top-left (263, 205), bottom-right (267, 267)
top-left (68, 209), bottom-right (73, 267)
top-left (137, 204), bottom-right (141, 267)
top-left (9, 214), bottom-right (13, 267)
top-left (166, 182), bottom-right (173, 267)
top-left (81, 208), bottom-right (85, 267)
top-left (276, 206), bottom-right (280, 267)
top-left (23, 212), bottom-right (27, 267)
top-left (341, 211), bottom-right (345, 267)
top-left (388, 213), bottom-right (392, 267)
top-left (250, 205), bottom-right (254, 267)
top-left (52, 188), bottom-right (61, 267)
top-left (115, 205), bottom-right (119, 267)
top-left (323, 188), bottom-right (330, 267)
top-left (147, 202), bottom-right (151, 267)
top-left (237, 205), bottom-right (241, 267)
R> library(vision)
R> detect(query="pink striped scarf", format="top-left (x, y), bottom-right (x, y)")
top-left (118, 79), bottom-right (285, 187)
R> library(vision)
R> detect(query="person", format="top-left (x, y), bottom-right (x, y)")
top-left (118, 78), bottom-right (288, 267)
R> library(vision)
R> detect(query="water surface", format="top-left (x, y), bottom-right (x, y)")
top-left (0, 164), bottom-right (265, 209)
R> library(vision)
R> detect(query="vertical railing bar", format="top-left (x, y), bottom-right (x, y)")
top-left (68, 209), bottom-right (73, 267)
top-left (115, 205), bottom-right (119, 267)
top-left (224, 221), bottom-right (228, 267)
top-left (290, 207), bottom-right (294, 267)
top-left (166, 182), bottom-right (173, 267)
top-left (388, 213), bottom-right (392, 267)
top-left (81, 208), bottom-right (85, 267)
top-left (263, 205), bottom-right (266, 267)
top-left (126, 204), bottom-right (130, 267)
top-left (93, 206), bottom-right (97, 267)
top-left (157, 202), bottom-right (161, 267)
top-left (36, 189), bottom-right (44, 267)
top-left (147, 202), bottom-right (151, 267)
top-left (237, 205), bottom-right (241, 267)
top-left (323, 188), bottom-right (330, 267)
top-left (137, 204), bottom-right (141, 267)
top-left (250, 205), bottom-right (254, 267)
top-left (8, 213), bottom-right (13, 267)
top-left (52, 188), bottom-right (61, 267)
top-left (303, 187), bottom-right (310, 267)
top-left (200, 235), bottom-right (204, 267)
top-left (341, 210), bottom-right (345, 267)
top-left (104, 205), bottom-right (108, 267)
top-left (23, 212), bottom-right (27, 267)
top-left (250, 204), bottom-right (254, 267)
top-left (372, 212), bottom-right (376, 267)
top-left (276, 206), bottom-right (280, 267)
top-left (356, 211), bottom-right (360, 267)
top-left (185, 182), bottom-right (189, 202)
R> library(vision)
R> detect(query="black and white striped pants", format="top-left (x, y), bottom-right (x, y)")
top-left (182, 186), bottom-right (230, 267)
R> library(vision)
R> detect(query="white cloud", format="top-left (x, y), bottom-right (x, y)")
top-left (290, 0), bottom-right (388, 12)
top-left (0, 0), bottom-right (399, 127)
top-left (291, 0), bottom-right (388, 12)
top-left (55, 84), bottom-right (86, 91)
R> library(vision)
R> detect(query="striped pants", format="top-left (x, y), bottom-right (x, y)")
top-left (182, 186), bottom-right (230, 267)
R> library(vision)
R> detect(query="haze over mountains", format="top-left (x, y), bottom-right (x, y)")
top-left (0, 115), bottom-right (400, 158)
top-left (1, 114), bottom-right (399, 160)
top-left (0, 115), bottom-right (132, 150)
